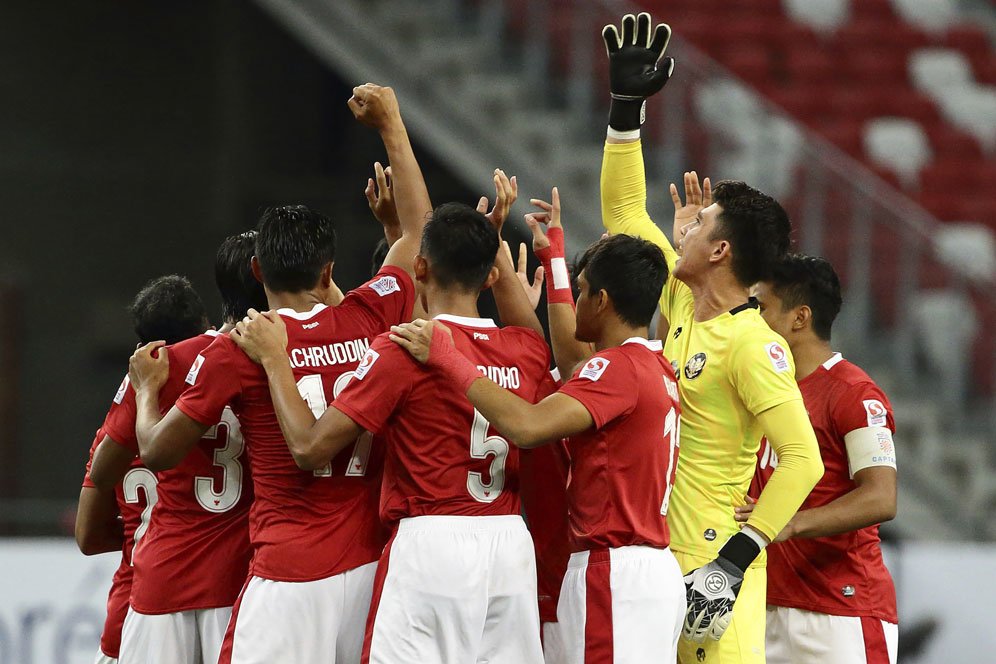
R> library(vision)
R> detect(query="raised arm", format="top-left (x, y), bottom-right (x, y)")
top-left (364, 162), bottom-right (402, 246)
top-left (479, 170), bottom-right (544, 336)
top-left (230, 310), bottom-right (363, 470)
top-left (525, 188), bottom-right (593, 378)
top-left (348, 84), bottom-right (432, 278)
top-left (128, 343), bottom-right (210, 471)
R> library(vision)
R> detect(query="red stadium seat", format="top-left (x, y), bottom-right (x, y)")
top-left (814, 118), bottom-right (865, 157)
top-left (843, 51), bottom-right (910, 87)
top-left (781, 49), bottom-right (839, 86)
top-left (851, 0), bottom-right (899, 22)
top-left (942, 25), bottom-right (992, 64)
top-left (925, 124), bottom-right (986, 162)
top-left (770, 85), bottom-right (833, 124)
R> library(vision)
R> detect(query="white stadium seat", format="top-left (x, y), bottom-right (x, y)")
top-left (863, 117), bottom-right (933, 188)
top-left (891, 0), bottom-right (960, 32)
top-left (934, 222), bottom-right (996, 283)
top-left (935, 86), bottom-right (996, 152)
top-left (782, 0), bottom-right (850, 33)
top-left (908, 48), bottom-right (975, 99)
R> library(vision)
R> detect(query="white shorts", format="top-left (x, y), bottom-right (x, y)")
top-left (766, 605), bottom-right (898, 664)
top-left (363, 514), bottom-right (544, 664)
top-left (93, 651), bottom-right (116, 664)
top-left (119, 606), bottom-right (231, 664)
top-left (542, 621), bottom-right (567, 664)
top-left (556, 546), bottom-right (685, 664)
top-left (220, 562), bottom-right (377, 664)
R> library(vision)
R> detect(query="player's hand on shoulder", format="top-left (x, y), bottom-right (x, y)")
top-left (476, 169), bottom-right (517, 237)
top-left (348, 83), bottom-right (401, 132)
top-left (230, 308), bottom-right (288, 366)
top-left (129, 341), bottom-right (169, 393)
top-left (682, 557), bottom-right (743, 642)
top-left (365, 162), bottom-right (400, 234)
top-left (390, 319), bottom-right (453, 365)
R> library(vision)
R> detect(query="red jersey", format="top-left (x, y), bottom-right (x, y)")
top-left (751, 353), bottom-right (898, 623)
top-left (175, 267), bottom-right (415, 582)
top-left (334, 314), bottom-right (551, 524)
top-left (103, 331), bottom-right (252, 614)
top-left (82, 425), bottom-right (156, 658)
top-left (557, 338), bottom-right (681, 552)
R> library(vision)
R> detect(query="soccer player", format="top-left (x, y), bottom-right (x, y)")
top-left (599, 13), bottom-right (824, 663)
top-left (77, 274), bottom-right (212, 664)
top-left (127, 84), bottom-right (429, 664)
top-left (388, 191), bottom-right (687, 662)
top-left (737, 255), bottom-right (898, 664)
top-left (97, 232), bottom-right (265, 664)
top-left (229, 202), bottom-right (549, 664)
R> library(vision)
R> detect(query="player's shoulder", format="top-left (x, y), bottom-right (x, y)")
top-left (343, 266), bottom-right (414, 303)
top-left (729, 312), bottom-right (793, 371)
top-left (167, 331), bottom-right (219, 364)
top-left (825, 356), bottom-right (881, 390)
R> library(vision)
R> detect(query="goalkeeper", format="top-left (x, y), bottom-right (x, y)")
top-left (598, 13), bottom-right (824, 664)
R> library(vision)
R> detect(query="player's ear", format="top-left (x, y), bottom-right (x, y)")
top-left (480, 266), bottom-right (500, 292)
top-left (711, 240), bottom-right (731, 264)
top-left (319, 262), bottom-right (334, 288)
top-left (250, 256), bottom-right (264, 284)
top-left (414, 255), bottom-right (429, 284)
top-left (794, 305), bottom-right (812, 332)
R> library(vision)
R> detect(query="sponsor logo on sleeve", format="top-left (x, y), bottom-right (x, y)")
top-left (765, 342), bottom-right (790, 373)
top-left (113, 374), bottom-right (130, 404)
top-left (579, 357), bottom-right (610, 381)
top-left (863, 399), bottom-right (888, 427)
top-left (353, 348), bottom-right (380, 380)
top-left (672, 326), bottom-right (683, 340)
top-left (368, 275), bottom-right (401, 297)
top-left (684, 352), bottom-right (707, 380)
top-left (185, 354), bottom-right (205, 385)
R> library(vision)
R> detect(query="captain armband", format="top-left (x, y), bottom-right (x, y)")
top-left (844, 426), bottom-right (897, 477)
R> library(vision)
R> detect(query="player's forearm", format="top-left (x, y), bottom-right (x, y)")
top-left (76, 488), bottom-right (124, 555)
top-left (466, 379), bottom-right (553, 449)
top-left (748, 401), bottom-right (825, 540)
top-left (548, 303), bottom-right (592, 381)
top-left (259, 356), bottom-right (328, 469)
top-left (492, 247), bottom-right (544, 336)
top-left (784, 474), bottom-right (897, 540)
top-left (380, 124), bottom-right (432, 237)
top-left (133, 389), bottom-right (177, 471)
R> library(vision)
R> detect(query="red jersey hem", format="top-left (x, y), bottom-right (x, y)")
top-left (128, 599), bottom-right (239, 616)
top-left (766, 596), bottom-right (898, 624)
top-left (174, 399), bottom-right (220, 429)
top-left (101, 424), bottom-right (138, 454)
top-left (333, 401), bottom-right (382, 436)
top-left (248, 554), bottom-right (381, 584)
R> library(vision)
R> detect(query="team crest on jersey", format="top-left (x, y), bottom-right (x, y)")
top-left (579, 357), bottom-right (610, 381)
top-left (765, 342), bottom-right (790, 373)
top-left (368, 275), bottom-right (400, 297)
top-left (113, 374), bottom-right (130, 404)
top-left (185, 354), bottom-right (205, 385)
top-left (863, 399), bottom-right (887, 427)
top-left (354, 348), bottom-right (380, 380)
top-left (684, 352), bottom-right (707, 380)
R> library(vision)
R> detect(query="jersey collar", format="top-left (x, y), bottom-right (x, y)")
top-left (622, 337), bottom-right (663, 352)
top-left (729, 297), bottom-right (760, 316)
top-left (277, 303), bottom-right (328, 320)
top-left (204, 329), bottom-right (221, 337)
top-left (433, 314), bottom-right (497, 329)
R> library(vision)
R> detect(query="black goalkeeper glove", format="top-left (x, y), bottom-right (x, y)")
top-left (682, 531), bottom-right (761, 642)
top-left (601, 12), bottom-right (675, 132)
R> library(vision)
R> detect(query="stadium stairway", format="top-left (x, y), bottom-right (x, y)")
top-left (253, 0), bottom-right (991, 542)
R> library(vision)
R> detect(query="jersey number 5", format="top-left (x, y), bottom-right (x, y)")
top-left (468, 409), bottom-right (510, 503)
top-left (296, 373), bottom-right (372, 477)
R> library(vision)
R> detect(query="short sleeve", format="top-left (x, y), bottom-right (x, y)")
top-left (333, 335), bottom-right (413, 434)
top-left (340, 266), bottom-right (416, 329)
top-left (557, 350), bottom-right (637, 429)
top-left (102, 375), bottom-right (139, 453)
top-left (832, 383), bottom-right (896, 436)
top-left (174, 337), bottom-right (242, 427)
top-left (81, 432), bottom-right (102, 488)
top-left (730, 328), bottom-right (803, 415)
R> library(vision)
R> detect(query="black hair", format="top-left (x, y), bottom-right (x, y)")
top-left (769, 254), bottom-right (842, 341)
top-left (128, 275), bottom-right (208, 345)
top-left (215, 231), bottom-right (269, 323)
top-left (710, 181), bottom-right (791, 287)
top-left (419, 202), bottom-right (499, 291)
top-left (371, 237), bottom-right (390, 278)
top-left (575, 234), bottom-right (668, 328)
top-left (255, 205), bottom-right (337, 293)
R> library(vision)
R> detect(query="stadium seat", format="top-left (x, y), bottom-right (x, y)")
top-left (782, 49), bottom-right (839, 86)
top-left (781, 0), bottom-right (849, 33)
top-left (935, 87), bottom-right (996, 152)
top-left (908, 48), bottom-right (976, 98)
top-left (864, 117), bottom-right (933, 187)
top-left (934, 223), bottom-right (996, 282)
top-left (925, 124), bottom-right (985, 162)
top-left (891, 0), bottom-right (960, 33)
top-left (844, 50), bottom-right (910, 87)
top-left (815, 118), bottom-right (865, 157)
top-left (942, 25), bottom-right (992, 63)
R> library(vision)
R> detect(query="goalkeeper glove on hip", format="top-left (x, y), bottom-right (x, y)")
top-left (601, 12), bottom-right (675, 132)
top-left (682, 530), bottom-right (762, 642)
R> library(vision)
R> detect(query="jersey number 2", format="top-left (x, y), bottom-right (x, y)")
top-left (296, 373), bottom-right (372, 477)
top-left (122, 468), bottom-right (158, 565)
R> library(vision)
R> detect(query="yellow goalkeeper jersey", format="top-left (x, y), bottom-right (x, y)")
top-left (601, 139), bottom-right (812, 565)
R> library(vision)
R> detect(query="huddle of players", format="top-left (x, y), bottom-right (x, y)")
top-left (75, 12), bottom-right (899, 664)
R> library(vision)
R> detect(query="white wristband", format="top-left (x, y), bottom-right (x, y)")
top-left (606, 126), bottom-right (641, 141)
top-left (741, 525), bottom-right (769, 551)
